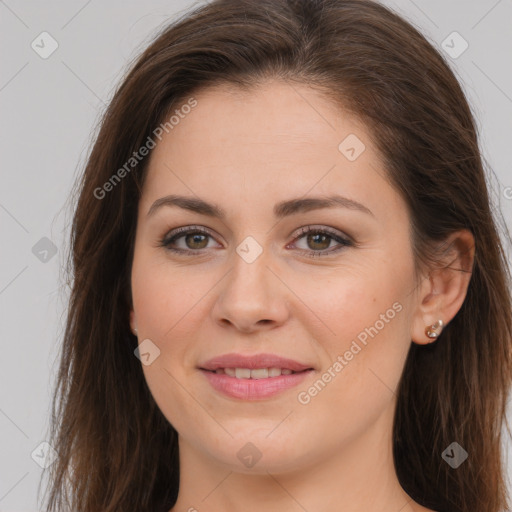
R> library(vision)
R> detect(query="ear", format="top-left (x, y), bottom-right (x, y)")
top-left (411, 229), bottom-right (475, 345)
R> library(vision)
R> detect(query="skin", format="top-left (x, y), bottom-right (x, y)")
top-left (129, 79), bottom-right (474, 512)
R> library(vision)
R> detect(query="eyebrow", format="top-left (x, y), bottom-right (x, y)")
top-left (147, 194), bottom-right (374, 219)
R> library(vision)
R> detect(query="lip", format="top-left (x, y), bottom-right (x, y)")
top-left (199, 353), bottom-right (315, 400)
top-left (199, 352), bottom-right (313, 372)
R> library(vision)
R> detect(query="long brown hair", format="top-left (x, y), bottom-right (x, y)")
top-left (41, 1), bottom-right (512, 511)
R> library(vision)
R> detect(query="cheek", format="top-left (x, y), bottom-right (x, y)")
top-left (131, 251), bottom-right (202, 340)
top-left (130, 254), bottom-right (207, 429)
top-left (291, 253), bottom-right (411, 355)
top-left (292, 256), bottom-right (413, 424)
top-left (130, 251), bottom-right (222, 408)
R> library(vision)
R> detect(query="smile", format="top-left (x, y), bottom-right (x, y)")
top-left (208, 367), bottom-right (301, 378)
top-left (199, 352), bottom-right (315, 399)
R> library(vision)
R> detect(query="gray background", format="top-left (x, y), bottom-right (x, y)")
top-left (1, 0), bottom-right (511, 510)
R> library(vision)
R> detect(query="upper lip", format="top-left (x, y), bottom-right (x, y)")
top-left (199, 353), bottom-right (314, 372)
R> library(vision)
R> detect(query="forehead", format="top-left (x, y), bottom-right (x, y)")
top-left (140, 80), bottom-right (398, 221)
top-left (165, 80), bottom-right (364, 146)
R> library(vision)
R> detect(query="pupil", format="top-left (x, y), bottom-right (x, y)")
top-left (187, 233), bottom-right (207, 249)
top-left (309, 233), bottom-right (329, 250)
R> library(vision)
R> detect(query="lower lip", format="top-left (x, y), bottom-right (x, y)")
top-left (200, 369), bottom-right (313, 400)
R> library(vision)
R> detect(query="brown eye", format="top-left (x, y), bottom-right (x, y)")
top-left (161, 226), bottom-right (218, 254)
top-left (183, 232), bottom-right (209, 250)
top-left (290, 226), bottom-right (353, 258)
top-left (304, 232), bottom-right (331, 251)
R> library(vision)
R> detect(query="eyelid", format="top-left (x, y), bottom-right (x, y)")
top-left (290, 224), bottom-right (354, 244)
top-left (161, 225), bottom-right (221, 247)
top-left (287, 225), bottom-right (354, 258)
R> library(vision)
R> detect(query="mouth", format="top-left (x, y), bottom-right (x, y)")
top-left (201, 367), bottom-right (310, 378)
top-left (198, 353), bottom-right (315, 400)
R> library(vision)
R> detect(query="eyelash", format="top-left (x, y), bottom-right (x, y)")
top-left (159, 225), bottom-right (354, 258)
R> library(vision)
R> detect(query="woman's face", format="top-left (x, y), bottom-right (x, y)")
top-left (130, 79), bottom-right (423, 473)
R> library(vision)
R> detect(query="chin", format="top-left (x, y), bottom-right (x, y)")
top-left (196, 429), bottom-right (315, 474)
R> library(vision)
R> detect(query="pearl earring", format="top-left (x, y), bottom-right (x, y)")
top-left (425, 319), bottom-right (444, 340)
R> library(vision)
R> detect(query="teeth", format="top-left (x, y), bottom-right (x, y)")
top-left (224, 367), bottom-right (236, 377)
top-left (217, 367), bottom-right (297, 379)
top-left (268, 367), bottom-right (282, 377)
top-left (235, 368), bottom-right (251, 379)
top-left (250, 368), bottom-right (268, 379)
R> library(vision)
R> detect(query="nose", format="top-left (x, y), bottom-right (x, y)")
top-left (211, 249), bottom-right (290, 334)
